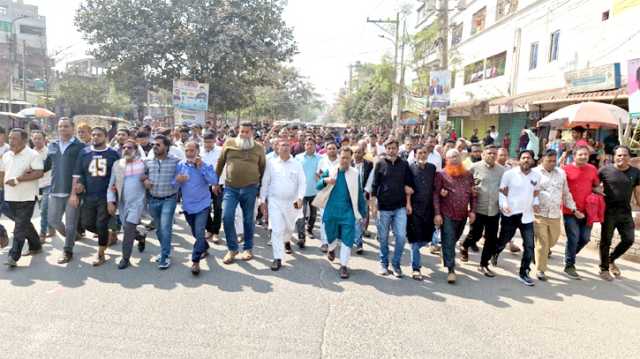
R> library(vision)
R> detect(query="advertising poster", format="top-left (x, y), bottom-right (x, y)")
top-left (429, 70), bottom-right (451, 108)
top-left (172, 80), bottom-right (209, 112)
top-left (628, 58), bottom-right (640, 118)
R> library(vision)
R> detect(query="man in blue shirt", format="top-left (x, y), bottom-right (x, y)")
top-left (175, 141), bottom-right (219, 275)
top-left (294, 137), bottom-right (320, 248)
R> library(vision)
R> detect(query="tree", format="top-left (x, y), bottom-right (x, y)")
top-left (75, 0), bottom-right (297, 114)
top-left (57, 74), bottom-right (132, 116)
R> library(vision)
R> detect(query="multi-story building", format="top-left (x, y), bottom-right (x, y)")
top-left (0, 0), bottom-right (48, 111)
top-left (412, 0), bottom-right (640, 154)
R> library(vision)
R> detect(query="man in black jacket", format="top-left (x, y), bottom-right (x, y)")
top-left (353, 141), bottom-right (373, 254)
top-left (44, 118), bottom-right (87, 264)
top-left (371, 139), bottom-right (414, 278)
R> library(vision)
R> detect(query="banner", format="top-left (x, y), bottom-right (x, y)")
top-left (429, 70), bottom-right (451, 108)
top-left (628, 58), bottom-right (640, 118)
top-left (174, 108), bottom-right (206, 126)
top-left (172, 80), bottom-right (209, 112)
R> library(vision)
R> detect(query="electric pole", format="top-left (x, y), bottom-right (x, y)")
top-left (367, 13), bottom-right (400, 127)
top-left (440, 0), bottom-right (449, 70)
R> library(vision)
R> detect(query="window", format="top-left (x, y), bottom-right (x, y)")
top-left (602, 10), bottom-right (610, 21)
top-left (549, 30), bottom-right (560, 62)
top-left (451, 23), bottom-right (463, 46)
top-left (464, 60), bottom-right (485, 84)
top-left (529, 42), bottom-right (539, 70)
top-left (496, 0), bottom-right (518, 21)
top-left (471, 7), bottom-right (486, 35)
top-left (0, 6), bottom-right (7, 16)
top-left (20, 25), bottom-right (44, 36)
top-left (485, 52), bottom-right (507, 79)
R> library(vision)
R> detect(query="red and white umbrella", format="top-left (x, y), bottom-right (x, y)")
top-left (17, 107), bottom-right (55, 118)
top-left (538, 101), bottom-right (629, 129)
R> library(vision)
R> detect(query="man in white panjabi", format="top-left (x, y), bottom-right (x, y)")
top-left (260, 138), bottom-right (306, 271)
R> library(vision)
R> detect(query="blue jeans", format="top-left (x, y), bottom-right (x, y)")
top-left (563, 215), bottom-right (592, 267)
top-left (185, 207), bottom-right (210, 262)
top-left (497, 214), bottom-right (535, 276)
top-left (354, 218), bottom-right (364, 248)
top-left (39, 186), bottom-right (50, 234)
top-left (442, 217), bottom-right (467, 270)
top-left (148, 195), bottom-right (178, 260)
top-left (411, 242), bottom-right (426, 271)
top-left (223, 184), bottom-right (258, 252)
top-left (376, 207), bottom-right (407, 269)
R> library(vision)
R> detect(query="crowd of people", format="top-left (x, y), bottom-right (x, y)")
top-left (0, 118), bottom-right (638, 285)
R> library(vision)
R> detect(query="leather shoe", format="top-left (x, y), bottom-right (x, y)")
top-left (57, 252), bottom-right (73, 264)
top-left (191, 262), bottom-right (200, 275)
top-left (327, 250), bottom-right (336, 262)
top-left (339, 266), bottom-right (349, 279)
top-left (271, 259), bottom-right (282, 271)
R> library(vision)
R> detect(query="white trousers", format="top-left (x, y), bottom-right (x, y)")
top-left (328, 240), bottom-right (351, 266)
top-left (269, 199), bottom-right (299, 260)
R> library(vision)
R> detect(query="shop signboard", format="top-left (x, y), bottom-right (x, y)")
top-left (565, 63), bottom-right (621, 94)
top-left (429, 70), bottom-right (451, 108)
top-left (628, 58), bottom-right (640, 118)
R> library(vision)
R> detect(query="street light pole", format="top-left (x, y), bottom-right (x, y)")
top-left (367, 13), bottom-right (400, 127)
top-left (7, 15), bottom-right (29, 113)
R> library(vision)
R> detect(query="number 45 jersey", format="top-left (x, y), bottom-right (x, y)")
top-left (74, 146), bottom-right (121, 199)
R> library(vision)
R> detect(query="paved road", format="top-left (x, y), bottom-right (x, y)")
top-left (0, 212), bottom-right (639, 359)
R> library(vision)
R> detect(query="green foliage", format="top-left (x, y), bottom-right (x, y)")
top-left (75, 0), bottom-right (297, 114)
top-left (57, 75), bottom-right (132, 115)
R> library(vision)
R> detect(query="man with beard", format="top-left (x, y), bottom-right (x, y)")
top-left (433, 149), bottom-right (476, 284)
top-left (494, 150), bottom-right (541, 286)
top-left (463, 143), bottom-right (482, 169)
top-left (216, 122), bottom-right (266, 265)
top-left (496, 146), bottom-right (521, 254)
top-left (69, 127), bottom-right (120, 266)
top-left (176, 141), bottom-right (219, 275)
top-left (107, 139), bottom-right (147, 270)
top-left (460, 145), bottom-right (504, 278)
top-left (406, 146), bottom-right (436, 281)
top-left (143, 134), bottom-right (181, 270)
top-left (371, 139), bottom-right (415, 278)
top-left (259, 138), bottom-right (306, 271)
top-left (314, 147), bottom-right (367, 279)
top-left (598, 145), bottom-right (640, 281)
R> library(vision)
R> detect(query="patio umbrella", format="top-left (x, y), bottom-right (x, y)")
top-left (17, 107), bottom-right (55, 118)
top-left (538, 101), bottom-right (629, 129)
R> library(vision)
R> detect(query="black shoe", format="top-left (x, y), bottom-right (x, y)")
top-left (137, 236), bottom-right (146, 253)
top-left (469, 243), bottom-right (480, 252)
top-left (327, 250), bottom-right (336, 262)
top-left (460, 247), bottom-right (469, 262)
top-left (57, 252), bottom-right (73, 264)
top-left (118, 259), bottom-right (130, 270)
top-left (339, 266), bottom-right (349, 279)
top-left (491, 254), bottom-right (498, 267)
top-left (478, 265), bottom-right (495, 278)
top-left (393, 267), bottom-right (403, 278)
top-left (297, 238), bottom-right (306, 249)
top-left (191, 262), bottom-right (200, 275)
top-left (270, 259), bottom-right (282, 271)
top-left (320, 244), bottom-right (328, 253)
top-left (285, 242), bottom-right (293, 254)
top-left (355, 244), bottom-right (364, 255)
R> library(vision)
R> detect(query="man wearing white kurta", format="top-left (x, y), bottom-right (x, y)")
top-left (260, 139), bottom-right (306, 271)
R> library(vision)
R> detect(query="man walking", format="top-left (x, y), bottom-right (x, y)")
top-left (107, 139), bottom-right (147, 270)
top-left (144, 134), bottom-right (181, 269)
top-left (352, 141), bottom-right (373, 254)
top-left (260, 138), bottom-right (306, 271)
top-left (31, 130), bottom-right (52, 242)
top-left (562, 146), bottom-right (600, 279)
top-left (295, 137), bottom-right (321, 247)
top-left (317, 141), bottom-right (339, 252)
top-left (216, 122), bottom-right (266, 264)
top-left (598, 146), bottom-right (640, 281)
top-left (314, 147), bottom-right (367, 279)
top-left (495, 150), bottom-right (540, 286)
top-left (1, 129), bottom-right (44, 268)
top-left (371, 139), bottom-right (414, 278)
top-left (45, 118), bottom-right (87, 264)
top-left (406, 146), bottom-right (436, 281)
top-left (178, 142), bottom-right (219, 275)
top-left (460, 145), bottom-right (504, 278)
top-left (201, 132), bottom-right (223, 243)
top-left (433, 149), bottom-right (476, 284)
top-left (69, 127), bottom-right (120, 266)
top-left (532, 149), bottom-right (578, 281)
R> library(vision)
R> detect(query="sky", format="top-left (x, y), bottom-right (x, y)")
top-left (26, 0), bottom-right (408, 103)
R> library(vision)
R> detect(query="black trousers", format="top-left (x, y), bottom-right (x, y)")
top-left (462, 213), bottom-right (500, 267)
top-left (296, 196), bottom-right (317, 239)
top-left (80, 196), bottom-right (110, 247)
top-left (7, 200), bottom-right (40, 262)
top-left (600, 209), bottom-right (635, 271)
top-left (206, 186), bottom-right (223, 235)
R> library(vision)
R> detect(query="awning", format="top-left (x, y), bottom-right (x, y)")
top-left (448, 100), bottom-right (488, 117)
top-left (532, 87), bottom-right (628, 105)
top-left (488, 87), bottom-right (629, 113)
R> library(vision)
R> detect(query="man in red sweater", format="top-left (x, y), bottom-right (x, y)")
top-left (562, 146), bottom-right (599, 279)
top-left (434, 149), bottom-right (477, 284)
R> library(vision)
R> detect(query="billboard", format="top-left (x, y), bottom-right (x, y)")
top-left (628, 58), bottom-right (640, 118)
top-left (429, 70), bottom-right (450, 108)
top-left (172, 80), bottom-right (209, 112)
top-left (565, 63), bottom-right (621, 94)
top-left (613, 0), bottom-right (640, 16)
